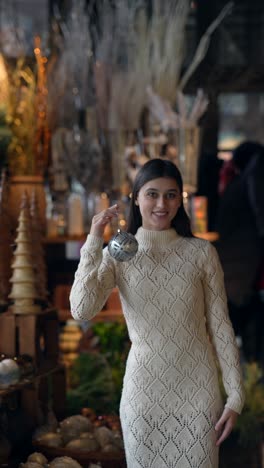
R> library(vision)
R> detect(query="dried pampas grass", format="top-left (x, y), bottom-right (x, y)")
top-left (94, 0), bottom-right (190, 131)
top-left (47, 0), bottom-right (92, 130)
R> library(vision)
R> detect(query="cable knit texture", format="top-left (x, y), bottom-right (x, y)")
top-left (70, 228), bottom-right (245, 468)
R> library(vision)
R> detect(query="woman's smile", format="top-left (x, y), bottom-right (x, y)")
top-left (136, 177), bottom-right (182, 231)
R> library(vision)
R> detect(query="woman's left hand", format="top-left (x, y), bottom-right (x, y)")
top-left (215, 407), bottom-right (238, 446)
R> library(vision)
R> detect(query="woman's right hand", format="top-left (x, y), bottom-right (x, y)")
top-left (90, 204), bottom-right (119, 238)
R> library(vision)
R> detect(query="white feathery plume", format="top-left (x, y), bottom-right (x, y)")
top-left (147, 86), bottom-right (209, 130)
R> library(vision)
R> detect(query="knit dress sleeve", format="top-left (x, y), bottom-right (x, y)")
top-left (69, 234), bottom-right (116, 321)
top-left (202, 242), bottom-right (245, 414)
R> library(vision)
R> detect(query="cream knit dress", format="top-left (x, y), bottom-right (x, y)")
top-left (70, 228), bottom-right (245, 468)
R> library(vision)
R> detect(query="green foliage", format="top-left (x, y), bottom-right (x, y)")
top-left (235, 362), bottom-right (264, 447)
top-left (66, 323), bottom-right (130, 416)
top-left (66, 352), bottom-right (117, 415)
top-left (91, 322), bottom-right (128, 350)
top-left (218, 361), bottom-right (264, 448)
top-left (91, 322), bottom-right (130, 408)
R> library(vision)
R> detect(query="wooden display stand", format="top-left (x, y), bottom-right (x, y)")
top-left (0, 308), bottom-right (66, 466)
top-left (20, 365), bottom-right (66, 424)
top-left (0, 308), bottom-right (59, 370)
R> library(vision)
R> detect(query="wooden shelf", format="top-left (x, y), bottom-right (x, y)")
top-left (0, 364), bottom-right (64, 398)
top-left (45, 232), bottom-right (219, 244)
top-left (194, 231), bottom-right (219, 242)
top-left (0, 309), bottom-right (59, 369)
top-left (44, 235), bottom-right (86, 244)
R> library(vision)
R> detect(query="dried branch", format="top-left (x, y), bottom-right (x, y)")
top-left (178, 2), bottom-right (234, 91)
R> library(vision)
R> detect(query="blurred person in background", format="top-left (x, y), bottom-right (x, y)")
top-left (216, 141), bottom-right (264, 363)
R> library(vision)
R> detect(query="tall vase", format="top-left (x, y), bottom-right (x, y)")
top-left (9, 176), bottom-right (46, 235)
top-left (177, 126), bottom-right (201, 194)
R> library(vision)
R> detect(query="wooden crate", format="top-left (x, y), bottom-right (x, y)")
top-left (0, 308), bottom-right (59, 369)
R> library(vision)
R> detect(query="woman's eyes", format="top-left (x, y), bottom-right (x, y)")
top-left (146, 192), bottom-right (178, 199)
top-left (166, 192), bottom-right (178, 199)
top-left (146, 191), bottom-right (158, 198)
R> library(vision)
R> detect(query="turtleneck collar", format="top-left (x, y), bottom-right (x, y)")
top-left (135, 227), bottom-right (180, 248)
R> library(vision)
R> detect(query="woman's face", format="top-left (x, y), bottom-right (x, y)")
top-left (136, 177), bottom-right (182, 231)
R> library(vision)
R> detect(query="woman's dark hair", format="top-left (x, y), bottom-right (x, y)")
top-left (127, 158), bottom-right (193, 237)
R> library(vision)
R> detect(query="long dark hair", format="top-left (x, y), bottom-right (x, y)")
top-left (127, 158), bottom-right (193, 237)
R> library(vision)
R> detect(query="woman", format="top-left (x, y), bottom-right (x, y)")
top-left (70, 159), bottom-right (245, 468)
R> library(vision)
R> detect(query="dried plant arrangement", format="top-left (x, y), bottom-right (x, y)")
top-left (5, 49), bottom-right (51, 177)
top-left (0, 3), bottom-right (27, 58)
top-left (47, 0), bottom-right (93, 131)
top-left (51, 127), bottom-right (104, 195)
top-left (47, 0), bottom-right (112, 193)
top-left (5, 58), bottom-right (37, 176)
top-left (90, 0), bottom-right (190, 187)
top-left (93, 0), bottom-right (234, 130)
top-left (142, 0), bottom-right (190, 104)
top-left (93, 0), bottom-right (190, 132)
top-left (146, 86), bottom-right (209, 131)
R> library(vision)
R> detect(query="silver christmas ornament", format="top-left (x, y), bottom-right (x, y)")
top-left (108, 229), bottom-right (138, 262)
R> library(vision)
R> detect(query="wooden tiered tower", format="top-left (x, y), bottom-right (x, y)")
top-left (0, 190), bottom-right (66, 459)
top-left (0, 170), bottom-right (12, 309)
top-left (9, 192), bottom-right (41, 314)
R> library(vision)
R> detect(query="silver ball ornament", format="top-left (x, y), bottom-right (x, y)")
top-left (108, 230), bottom-right (138, 262)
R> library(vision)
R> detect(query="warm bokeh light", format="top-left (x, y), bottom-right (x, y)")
top-left (0, 54), bottom-right (9, 107)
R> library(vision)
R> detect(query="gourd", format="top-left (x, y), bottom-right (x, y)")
top-left (65, 434), bottom-right (100, 451)
top-left (59, 415), bottom-right (93, 444)
top-left (27, 453), bottom-right (48, 465)
top-left (34, 432), bottom-right (63, 447)
top-left (49, 456), bottom-right (83, 468)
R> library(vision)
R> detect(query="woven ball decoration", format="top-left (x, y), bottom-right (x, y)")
top-left (108, 230), bottom-right (138, 262)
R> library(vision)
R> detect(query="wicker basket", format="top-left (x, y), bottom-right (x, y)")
top-left (32, 442), bottom-right (126, 468)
